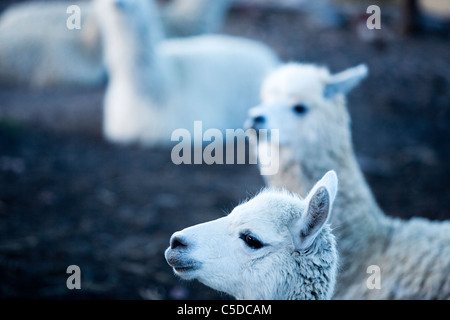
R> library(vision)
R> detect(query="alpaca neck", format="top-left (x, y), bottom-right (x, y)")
top-left (265, 142), bottom-right (393, 270)
top-left (99, 2), bottom-right (172, 144)
top-left (109, 40), bottom-right (165, 100)
top-left (101, 3), bottom-right (167, 102)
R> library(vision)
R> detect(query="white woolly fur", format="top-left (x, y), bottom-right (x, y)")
top-left (247, 63), bottom-right (450, 299)
top-left (95, 0), bottom-right (279, 146)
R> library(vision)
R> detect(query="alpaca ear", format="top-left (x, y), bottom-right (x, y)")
top-left (324, 64), bottom-right (368, 98)
top-left (290, 171), bottom-right (338, 251)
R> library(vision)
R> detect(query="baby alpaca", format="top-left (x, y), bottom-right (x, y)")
top-left (245, 63), bottom-right (450, 299)
top-left (165, 171), bottom-right (339, 300)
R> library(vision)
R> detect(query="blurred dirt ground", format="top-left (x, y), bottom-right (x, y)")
top-left (0, 1), bottom-right (449, 299)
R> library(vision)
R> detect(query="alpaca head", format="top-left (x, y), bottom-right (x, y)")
top-left (244, 63), bottom-right (368, 169)
top-left (165, 171), bottom-right (339, 300)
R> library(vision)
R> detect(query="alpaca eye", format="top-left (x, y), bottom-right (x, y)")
top-left (292, 104), bottom-right (308, 115)
top-left (240, 233), bottom-right (263, 249)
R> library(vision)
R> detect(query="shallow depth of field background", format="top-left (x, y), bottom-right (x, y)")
top-left (0, 0), bottom-right (449, 299)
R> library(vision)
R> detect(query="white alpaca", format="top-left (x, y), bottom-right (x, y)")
top-left (245, 63), bottom-right (450, 299)
top-left (95, 0), bottom-right (279, 146)
top-left (0, 0), bottom-right (234, 88)
top-left (0, 1), bottom-right (105, 88)
top-left (165, 171), bottom-right (339, 300)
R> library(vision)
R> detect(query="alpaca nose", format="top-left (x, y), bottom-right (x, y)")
top-left (246, 115), bottom-right (265, 130)
top-left (253, 115), bottom-right (265, 125)
top-left (170, 235), bottom-right (188, 250)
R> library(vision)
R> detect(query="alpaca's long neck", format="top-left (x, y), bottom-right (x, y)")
top-left (101, 6), bottom-right (167, 102)
top-left (265, 142), bottom-right (393, 275)
top-left (324, 151), bottom-right (395, 296)
top-left (97, 2), bottom-right (174, 144)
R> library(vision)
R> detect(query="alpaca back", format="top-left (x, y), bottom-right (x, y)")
top-left (159, 34), bottom-right (279, 131)
top-left (380, 218), bottom-right (450, 299)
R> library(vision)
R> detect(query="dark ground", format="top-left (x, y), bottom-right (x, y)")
top-left (0, 2), bottom-right (449, 299)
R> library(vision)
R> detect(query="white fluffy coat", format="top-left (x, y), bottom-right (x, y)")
top-left (0, 0), bottom-right (235, 88)
top-left (96, 0), bottom-right (279, 145)
top-left (246, 63), bottom-right (450, 299)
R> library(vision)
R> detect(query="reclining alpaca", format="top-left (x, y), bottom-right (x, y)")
top-left (165, 171), bottom-right (339, 300)
top-left (95, 0), bottom-right (279, 145)
top-left (0, 0), bottom-right (234, 88)
top-left (245, 63), bottom-right (450, 299)
top-left (0, 1), bottom-right (105, 88)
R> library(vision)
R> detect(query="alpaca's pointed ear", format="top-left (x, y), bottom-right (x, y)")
top-left (324, 64), bottom-right (368, 98)
top-left (290, 171), bottom-right (338, 251)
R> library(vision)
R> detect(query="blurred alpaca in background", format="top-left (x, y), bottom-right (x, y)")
top-left (245, 63), bottom-right (450, 299)
top-left (0, 1), bottom-right (104, 88)
top-left (96, 0), bottom-right (279, 145)
top-left (162, 0), bottom-right (234, 37)
top-left (0, 0), bottom-right (234, 89)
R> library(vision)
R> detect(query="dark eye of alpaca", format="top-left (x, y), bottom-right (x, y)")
top-left (292, 104), bottom-right (308, 115)
top-left (240, 233), bottom-right (263, 249)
